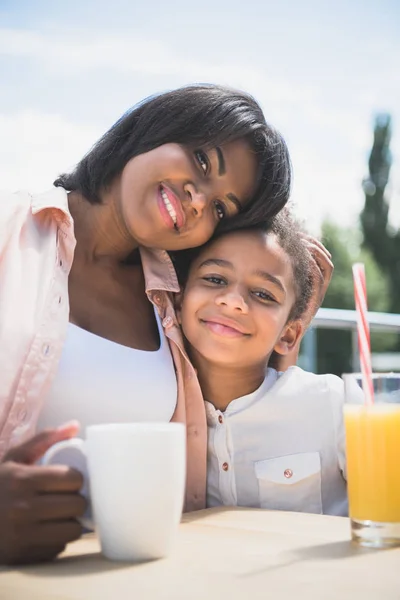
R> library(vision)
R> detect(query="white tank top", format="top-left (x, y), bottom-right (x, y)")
top-left (38, 309), bottom-right (178, 431)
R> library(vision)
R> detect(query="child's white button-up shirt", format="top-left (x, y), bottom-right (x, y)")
top-left (206, 366), bottom-right (348, 516)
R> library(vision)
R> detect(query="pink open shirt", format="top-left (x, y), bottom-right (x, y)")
top-left (0, 188), bottom-right (207, 511)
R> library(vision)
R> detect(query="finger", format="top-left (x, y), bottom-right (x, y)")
top-left (307, 249), bottom-right (333, 270)
top-left (24, 520), bottom-right (83, 549)
top-left (4, 421), bottom-right (80, 465)
top-left (4, 544), bottom-right (66, 566)
top-left (313, 256), bottom-right (334, 274)
top-left (306, 239), bottom-right (332, 257)
top-left (7, 463), bottom-right (84, 494)
top-left (307, 246), bottom-right (334, 271)
top-left (32, 465), bottom-right (84, 493)
top-left (32, 494), bottom-right (86, 522)
top-left (11, 493), bottom-right (87, 523)
top-left (302, 235), bottom-right (332, 258)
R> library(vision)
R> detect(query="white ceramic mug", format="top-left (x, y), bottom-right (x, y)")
top-left (42, 422), bottom-right (186, 561)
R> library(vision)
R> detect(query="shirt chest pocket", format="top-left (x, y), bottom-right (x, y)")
top-left (254, 452), bottom-right (322, 514)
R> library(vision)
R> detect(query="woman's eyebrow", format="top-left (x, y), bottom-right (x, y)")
top-left (215, 147), bottom-right (226, 175)
top-left (227, 193), bottom-right (242, 212)
top-left (215, 147), bottom-right (243, 212)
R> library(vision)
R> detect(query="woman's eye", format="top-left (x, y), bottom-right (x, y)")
top-left (214, 201), bottom-right (227, 221)
top-left (195, 150), bottom-right (209, 175)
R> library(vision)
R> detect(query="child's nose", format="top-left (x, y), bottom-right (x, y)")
top-left (216, 291), bottom-right (248, 313)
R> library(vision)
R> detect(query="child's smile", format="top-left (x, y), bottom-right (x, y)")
top-left (200, 315), bottom-right (250, 338)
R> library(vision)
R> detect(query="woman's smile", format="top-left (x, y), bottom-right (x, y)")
top-left (158, 184), bottom-right (186, 231)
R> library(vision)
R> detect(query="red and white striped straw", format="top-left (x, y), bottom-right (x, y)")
top-left (352, 263), bottom-right (374, 405)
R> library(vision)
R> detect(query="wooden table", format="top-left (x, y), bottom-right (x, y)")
top-left (1, 507), bottom-right (399, 599)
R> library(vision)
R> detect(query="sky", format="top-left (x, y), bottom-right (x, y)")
top-left (0, 0), bottom-right (399, 233)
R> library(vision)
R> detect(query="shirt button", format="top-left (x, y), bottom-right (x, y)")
top-left (59, 259), bottom-right (63, 267)
top-left (218, 415), bottom-right (223, 424)
top-left (153, 294), bottom-right (162, 305)
top-left (222, 462), bottom-right (229, 471)
top-left (18, 409), bottom-right (28, 421)
top-left (162, 316), bottom-right (173, 329)
top-left (284, 469), bottom-right (293, 479)
top-left (42, 343), bottom-right (51, 356)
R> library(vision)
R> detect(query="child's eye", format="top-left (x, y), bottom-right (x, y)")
top-left (254, 290), bottom-right (276, 303)
top-left (194, 150), bottom-right (209, 175)
top-left (214, 200), bottom-right (227, 221)
top-left (203, 275), bottom-right (225, 285)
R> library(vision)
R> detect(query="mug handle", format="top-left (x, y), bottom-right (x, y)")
top-left (41, 438), bottom-right (94, 530)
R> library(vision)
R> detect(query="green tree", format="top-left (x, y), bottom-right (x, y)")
top-left (315, 221), bottom-right (394, 375)
top-left (361, 114), bottom-right (400, 315)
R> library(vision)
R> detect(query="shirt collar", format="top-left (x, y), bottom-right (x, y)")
top-left (31, 187), bottom-right (73, 226)
top-left (140, 247), bottom-right (180, 294)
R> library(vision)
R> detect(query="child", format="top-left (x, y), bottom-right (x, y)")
top-left (177, 213), bottom-right (351, 517)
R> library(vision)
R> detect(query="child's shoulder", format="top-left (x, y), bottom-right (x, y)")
top-left (279, 365), bottom-right (343, 387)
top-left (268, 366), bottom-right (345, 405)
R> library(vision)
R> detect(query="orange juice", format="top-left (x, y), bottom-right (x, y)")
top-left (344, 404), bottom-right (400, 522)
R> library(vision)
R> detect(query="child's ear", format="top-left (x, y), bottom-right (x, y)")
top-left (273, 320), bottom-right (304, 356)
top-left (173, 288), bottom-right (184, 325)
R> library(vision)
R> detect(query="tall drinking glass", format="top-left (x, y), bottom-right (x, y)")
top-left (343, 373), bottom-right (400, 548)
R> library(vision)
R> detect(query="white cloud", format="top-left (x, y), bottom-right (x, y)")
top-left (0, 111), bottom-right (101, 191)
top-left (0, 27), bottom-right (399, 233)
top-left (0, 27), bottom-right (317, 109)
top-left (290, 144), bottom-right (366, 234)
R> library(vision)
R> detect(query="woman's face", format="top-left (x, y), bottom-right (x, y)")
top-left (116, 139), bottom-right (258, 251)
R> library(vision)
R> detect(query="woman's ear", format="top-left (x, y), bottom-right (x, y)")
top-left (273, 320), bottom-right (304, 356)
top-left (173, 289), bottom-right (184, 325)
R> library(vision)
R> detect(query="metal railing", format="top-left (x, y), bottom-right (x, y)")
top-left (301, 308), bottom-right (400, 372)
top-left (312, 308), bottom-right (400, 333)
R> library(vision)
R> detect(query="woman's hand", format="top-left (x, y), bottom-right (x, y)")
top-left (269, 236), bottom-right (333, 372)
top-left (0, 422), bottom-right (85, 565)
top-left (301, 234), bottom-right (334, 328)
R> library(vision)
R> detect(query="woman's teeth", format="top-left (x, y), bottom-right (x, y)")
top-left (161, 188), bottom-right (177, 225)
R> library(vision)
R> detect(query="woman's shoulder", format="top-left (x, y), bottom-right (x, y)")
top-left (0, 190), bottom-right (33, 248)
top-left (0, 188), bottom-right (69, 258)
top-left (0, 189), bottom-right (32, 220)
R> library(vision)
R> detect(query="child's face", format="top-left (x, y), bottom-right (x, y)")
top-left (179, 229), bottom-right (301, 370)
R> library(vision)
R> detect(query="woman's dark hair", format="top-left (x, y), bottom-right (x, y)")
top-left (177, 208), bottom-right (313, 321)
top-left (54, 84), bottom-right (291, 230)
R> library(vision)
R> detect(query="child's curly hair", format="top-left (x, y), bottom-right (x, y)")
top-left (266, 208), bottom-right (313, 321)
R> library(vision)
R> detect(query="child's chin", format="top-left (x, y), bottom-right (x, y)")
top-left (202, 349), bottom-right (243, 367)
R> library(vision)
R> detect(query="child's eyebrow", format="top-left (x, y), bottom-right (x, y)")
top-left (197, 259), bottom-right (286, 295)
top-left (253, 269), bottom-right (286, 295)
top-left (198, 258), bottom-right (232, 270)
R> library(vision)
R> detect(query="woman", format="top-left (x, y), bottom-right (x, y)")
top-left (0, 84), bottom-right (324, 565)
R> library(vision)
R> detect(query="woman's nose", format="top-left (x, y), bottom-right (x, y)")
top-left (216, 290), bottom-right (249, 313)
top-left (184, 183), bottom-right (208, 217)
